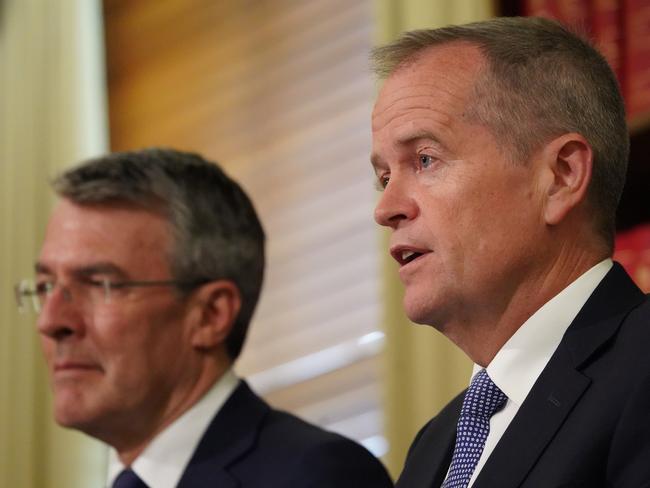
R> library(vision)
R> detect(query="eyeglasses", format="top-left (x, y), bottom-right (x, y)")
top-left (14, 277), bottom-right (208, 313)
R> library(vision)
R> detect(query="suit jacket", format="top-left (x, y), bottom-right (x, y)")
top-left (396, 263), bottom-right (650, 488)
top-left (176, 379), bottom-right (394, 487)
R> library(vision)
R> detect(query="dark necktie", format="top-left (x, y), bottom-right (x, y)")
top-left (112, 469), bottom-right (149, 488)
top-left (441, 369), bottom-right (507, 488)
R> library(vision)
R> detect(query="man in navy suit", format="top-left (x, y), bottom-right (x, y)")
top-left (25, 148), bottom-right (393, 487)
top-left (370, 17), bottom-right (650, 487)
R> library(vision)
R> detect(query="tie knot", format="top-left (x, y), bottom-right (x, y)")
top-left (112, 469), bottom-right (149, 488)
top-left (461, 369), bottom-right (507, 419)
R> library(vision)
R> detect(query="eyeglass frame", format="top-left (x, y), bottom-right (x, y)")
top-left (14, 276), bottom-right (210, 313)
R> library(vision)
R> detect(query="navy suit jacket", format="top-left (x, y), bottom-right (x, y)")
top-left (176, 380), bottom-right (394, 487)
top-left (396, 263), bottom-right (650, 488)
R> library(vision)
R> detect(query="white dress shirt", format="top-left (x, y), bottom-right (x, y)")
top-left (106, 369), bottom-right (240, 488)
top-left (462, 259), bottom-right (613, 487)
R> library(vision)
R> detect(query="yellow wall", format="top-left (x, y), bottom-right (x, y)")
top-left (0, 1), bottom-right (109, 486)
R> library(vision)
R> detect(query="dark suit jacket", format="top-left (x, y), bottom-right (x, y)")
top-left (396, 263), bottom-right (650, 488)
top-left (176, 379), bottom-right (394, 487)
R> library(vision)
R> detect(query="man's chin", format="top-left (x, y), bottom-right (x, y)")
top-left (52, 390), bottom-right (95, 430)
top-left (404, 306), bottom-right (452, 337)
top-left (403, 292), bottom-right (439, 326)
top-left (54, 405), bottom-right (87, 429)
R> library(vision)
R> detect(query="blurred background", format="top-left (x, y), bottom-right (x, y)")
top-left (1, 0), bottom-right (648, 486)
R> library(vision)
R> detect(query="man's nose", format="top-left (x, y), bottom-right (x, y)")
top-left (37, 285), bottom-right (85, 341)
top-left (374, 176), bottom-right (418, 228)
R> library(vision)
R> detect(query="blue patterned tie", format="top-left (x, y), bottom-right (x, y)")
top-left (441, 369), bottom-right (507, 488)
top-left (113, 469), bottom-right (149, 488)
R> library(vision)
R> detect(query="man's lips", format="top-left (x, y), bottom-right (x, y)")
top-left (390, 245), bottom-right (431, 266)
top-left (53, 361), bottom-right (101, 373)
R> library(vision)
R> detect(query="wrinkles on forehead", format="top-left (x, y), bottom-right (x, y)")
top-left (372, 98), bottom-right (458, 143)
top-left (372, 43), bottom-right (486, 118)
top-left (373, 71), bottom-right (482, 119)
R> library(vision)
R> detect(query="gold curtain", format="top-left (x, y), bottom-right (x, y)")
top-left (0, 0), bottom-right (109, 486)
top-left (373, 0), bottom-right (495, 478)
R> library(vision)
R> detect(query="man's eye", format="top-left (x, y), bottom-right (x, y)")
top-left (375, 174), bottom-right (390, 191)
top-left (34, 281), bottom-right (54, 296)
top-left (419, 154), bottom-right (435, 169)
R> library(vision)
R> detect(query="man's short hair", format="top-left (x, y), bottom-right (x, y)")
top-left (371, 16), bottom-right (629, 249)
top-left (53, 148), bottom-right (265, 360)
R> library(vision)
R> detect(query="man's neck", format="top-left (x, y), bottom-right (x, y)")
top-left (446, 249), bottom-right (609, 366)
top-left (105, 369), bottom-right (241, 488)
top-left (106, 357), bottom-right (231, 466)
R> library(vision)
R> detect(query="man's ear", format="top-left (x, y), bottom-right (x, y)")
top-left (541, 133), bottom-right (593, 226)
top-left (190, 280), bottom-right (241, 350)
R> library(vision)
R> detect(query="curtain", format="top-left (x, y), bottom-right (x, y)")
top-left (0, 0), bottom-right (109, 486)
top-left (373, 0), bottom-right (495, 478)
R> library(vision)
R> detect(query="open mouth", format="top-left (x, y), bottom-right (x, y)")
top-left (392, 248), bottom-right (426, 266)
top-left (401, 250), bottom-right (422, 264)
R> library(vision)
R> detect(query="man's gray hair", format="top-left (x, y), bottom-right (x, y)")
top-left (371, 16), bottom-right (628, 249)
top-left (53, 148), bottom-right (265, 360)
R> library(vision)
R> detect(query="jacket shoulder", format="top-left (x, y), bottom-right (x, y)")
top-left (229, 385), bottom-right (393, 487)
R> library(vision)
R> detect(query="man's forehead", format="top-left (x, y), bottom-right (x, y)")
top-left (371, 45), bottom-right (485, 143)
top-left (372, 42), bottom-right (486, 113)
top-left (41, 199), bottom-right (173, 276)
top-left (45, 199), bottom-right (171, 250)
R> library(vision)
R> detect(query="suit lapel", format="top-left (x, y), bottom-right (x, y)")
top-left (423, 395), bottom-right (461, 487)
top-left (473, 343), bottom-right (590, 488)
top-left (427, 398), bottom-right (461, 487)
top-left (474, 263), bottom-right (645, 488)
top-left (177, 381), bottom-right (270, 488)
top-left (397, 392), bottom-right (462, 487)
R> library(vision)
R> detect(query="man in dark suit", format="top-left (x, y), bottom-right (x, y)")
top-left (21, 149), bottom-right (392, 487)
top-left (370, 17), bottom-right (650, 487)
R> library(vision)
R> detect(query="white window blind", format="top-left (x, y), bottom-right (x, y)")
top-left (104, 0), bottom-right (386, 456)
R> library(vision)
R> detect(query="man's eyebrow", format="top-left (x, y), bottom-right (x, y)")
top-left (370, 153), bottom-right (385, 172)
top-left (75, 263), bottom-right (126, 277)
top-left (35, 262), bottom-right (52, 275)
top-left (370, 130), bottom-right (445, 171)
top-left (396, 130), bottom-right (444, 147)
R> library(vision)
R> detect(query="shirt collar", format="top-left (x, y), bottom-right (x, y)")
top-left (107, 369), bottom-right (240, 488)
top-left (474, 259), bottom-right (612, 406)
